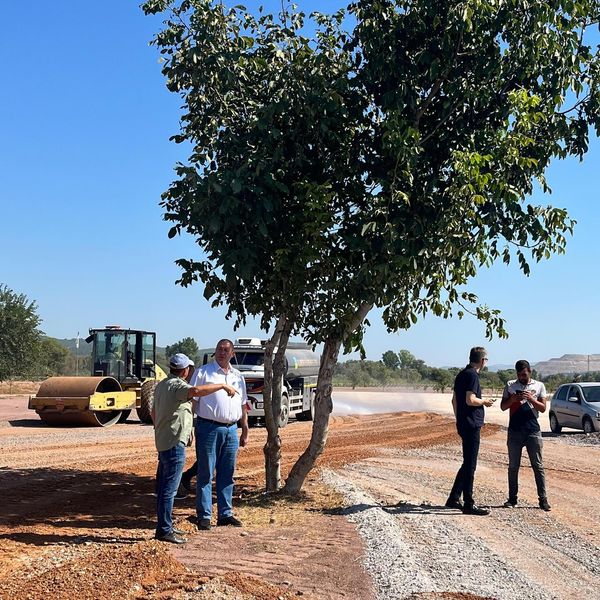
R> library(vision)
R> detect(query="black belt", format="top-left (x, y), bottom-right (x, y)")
top-left (197, 416), bottom-right (237, 426)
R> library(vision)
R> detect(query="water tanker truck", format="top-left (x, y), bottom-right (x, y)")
top-left (199, 338), bottom-right (320, 427)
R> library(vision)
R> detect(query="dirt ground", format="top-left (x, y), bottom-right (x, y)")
top-left (1, 391), bottom-right (598, 599)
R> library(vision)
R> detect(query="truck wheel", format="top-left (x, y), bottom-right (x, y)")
top-left (583, 417), bottom-right (595, 434)
top-left (137, 380), bottom-right (157, 424)
top-left (248, 416), bottom-right (259, 427)
top-left (549, 413), bottom-right (562, 434)
top-left (278, 395), bottom-right (290, 428)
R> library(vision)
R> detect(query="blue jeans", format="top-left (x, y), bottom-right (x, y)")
top-left (507, 429), bottom-right (546, 502)
top-left (156, 442), bottom-right (186, 537)
top-left (195, 420), bottom-right (239, 520)
top-left (449, 425), bottom-right (481, 507)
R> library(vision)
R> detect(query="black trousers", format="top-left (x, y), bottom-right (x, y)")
top-left (449, 425), bottom-right (481, 507)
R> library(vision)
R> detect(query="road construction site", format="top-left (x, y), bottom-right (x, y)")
top-left (0, 388), bottom-right (598, 599)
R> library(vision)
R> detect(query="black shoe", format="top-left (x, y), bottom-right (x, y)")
top-left (197, 518), bottom-right (211, 531)
top-left (216, 515), bottom-right (243, 527)
top-left (539, 498), bottom-right (551, 512)
top-left (462, 504), bottom-right (490, 516)
top-left (175, 484), bottom-right (189, 500)
top-left (155, 531), bottom-right (186, 544)
top-left (503, 499), bottom-right (517, 508)
top-left (445, 498), bottom-right (463, 510)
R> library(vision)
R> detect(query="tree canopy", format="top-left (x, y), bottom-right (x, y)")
top-left (0, 284), bottom-right (42, 381)
top-left (165, 336), bottom-right (200, 362)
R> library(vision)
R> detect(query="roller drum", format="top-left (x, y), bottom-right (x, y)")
top-left (36, 376), bottom-right (122, 398)
top-left (34, 376), bottom-right (124, 427)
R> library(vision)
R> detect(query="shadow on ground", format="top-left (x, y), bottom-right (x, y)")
top-left (0, 466), bottom-right (157, 541)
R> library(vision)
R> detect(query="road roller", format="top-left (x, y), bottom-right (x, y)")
top-left (28, 326), bottom-right (166, 427)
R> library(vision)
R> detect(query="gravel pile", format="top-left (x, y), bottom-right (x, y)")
top-left (322, 469), bottom-right (555, 600)
top-left (553, 431), bottom-right (600, 446)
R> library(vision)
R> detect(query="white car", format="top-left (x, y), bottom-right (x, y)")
top-left (549, 383), bottom-right (600, 434)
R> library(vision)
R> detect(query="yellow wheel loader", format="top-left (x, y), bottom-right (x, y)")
top-left (29, 326), bottom-right (166, 427)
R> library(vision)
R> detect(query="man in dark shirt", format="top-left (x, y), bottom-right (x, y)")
top-left (446, 347), bottom-right (495, 515)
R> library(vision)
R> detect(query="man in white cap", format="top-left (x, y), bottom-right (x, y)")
top-left (153, 353), bottom-right (236, 544)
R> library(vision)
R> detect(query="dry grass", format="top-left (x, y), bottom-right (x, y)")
top-left (0, 380), bottom-right (40, 395)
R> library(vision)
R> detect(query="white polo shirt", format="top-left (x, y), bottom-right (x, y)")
top-left (191, 360), bottom-right (247, 424)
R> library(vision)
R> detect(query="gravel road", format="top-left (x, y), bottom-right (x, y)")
top-left (324, 431), bottom-right (600, 600)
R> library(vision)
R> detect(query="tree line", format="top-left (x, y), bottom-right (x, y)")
top-left (334, 349), bottom-right (600, 393)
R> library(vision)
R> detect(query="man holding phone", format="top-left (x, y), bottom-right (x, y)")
top-left (500, 359), bottom-right (550, 511)
top-left (446, 346), bottom-right (495, 515)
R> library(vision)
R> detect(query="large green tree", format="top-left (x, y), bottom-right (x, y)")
top-left (382, 350), bottom-right (401, 370)
top-left (37, 338), bottom-right (70, 377)
top-left (165, 336), bottom-right (200, 362)
top-left (0, 284), bottom-right (42, 381)
top-left (143, 0), bottom-right (368, 491)
top-left (144, 0), bottom-right (599, 494)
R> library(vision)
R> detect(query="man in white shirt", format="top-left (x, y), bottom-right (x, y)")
top-left (191, 339), bottom-right (249, 530)
top-left (500, 359), bottom-right (550, 511)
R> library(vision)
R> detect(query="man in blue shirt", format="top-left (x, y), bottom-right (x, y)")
top-left (446, 347), bottom-right (495, 515)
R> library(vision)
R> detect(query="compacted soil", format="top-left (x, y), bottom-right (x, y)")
top-left (1, 392), bottom-right (598, 600)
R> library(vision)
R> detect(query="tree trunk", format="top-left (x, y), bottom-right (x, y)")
top-left (284, 303), bottom-right (372, 494)
top-left (263, 316), bottom-right (291, 492)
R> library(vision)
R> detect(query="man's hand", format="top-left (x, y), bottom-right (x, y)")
top-left (240, 428), bottom-right (249, 447)
top-left (221, 384), bottom-right (237, 397)
top-left (483, 398), bottom-right (495, 407)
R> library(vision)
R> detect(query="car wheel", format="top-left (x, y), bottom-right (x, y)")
top-left (583, 417), bottom-right (595, 434)
top-left (549, 413), bottom-right (562, 434)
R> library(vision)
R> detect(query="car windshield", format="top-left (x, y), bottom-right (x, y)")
top-left (582, 386), bottom-right (600, 403)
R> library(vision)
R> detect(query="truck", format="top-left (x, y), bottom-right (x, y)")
top-left (199, 338), bottom-right (320, 427)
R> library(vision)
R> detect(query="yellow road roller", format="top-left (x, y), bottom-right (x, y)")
top-left (29, 326), bottom-right (166, 427)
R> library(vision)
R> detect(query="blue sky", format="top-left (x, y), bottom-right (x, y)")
top-left (1, 1), bottom-right (598, 368)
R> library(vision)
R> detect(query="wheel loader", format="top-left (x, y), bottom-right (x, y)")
top-left (28, 326), bottom-right (166, 427)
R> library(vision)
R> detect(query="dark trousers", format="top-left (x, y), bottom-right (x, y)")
top-left (507, 429), bottom-right (546, 502)
top-left (182, 461), bottom-right (197, 484)
top-left (449, 426), bottom-right (481, 507)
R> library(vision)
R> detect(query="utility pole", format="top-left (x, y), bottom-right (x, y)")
top-left (76, 332), bottom-right (80, 376)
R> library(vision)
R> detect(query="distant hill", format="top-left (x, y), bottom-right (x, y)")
top-left (51, 337), bottom-right (91, 353)
top-left (533, 354), bottom-right (600, 377)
